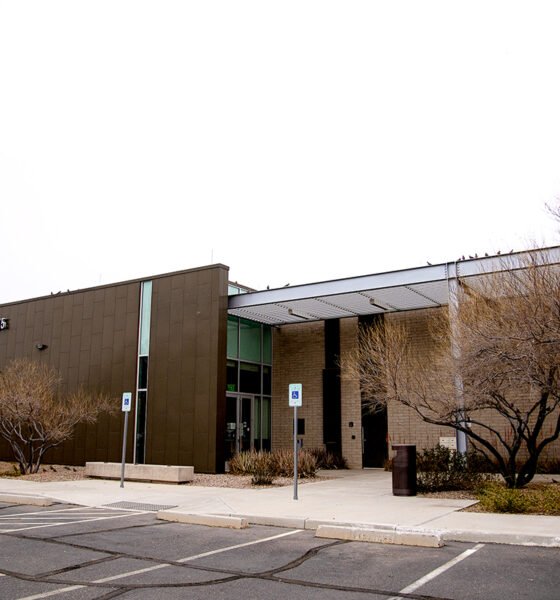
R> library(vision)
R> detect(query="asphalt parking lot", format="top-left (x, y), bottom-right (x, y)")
top-left (0, 501), bottom-right (558, 600)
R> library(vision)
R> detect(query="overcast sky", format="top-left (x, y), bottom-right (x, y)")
top-left (1, 1), bottom-right (559, 303)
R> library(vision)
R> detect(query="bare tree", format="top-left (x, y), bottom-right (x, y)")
top-left (0, 359), bottom-right (117, 474)
top-left (344, 254), bottom-right (560, 488)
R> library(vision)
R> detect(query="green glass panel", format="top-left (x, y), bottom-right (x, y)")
top-left (227, 317), bottom-right (239, 358)
top-left (135, 390), bottom-right (147, 464)
top-left (240, 362), bottom-right (260, 393)
top-left (138, 356), bottom-right (148, 390)
top-left (239, 318), bottom-right (261, 362)
top-left (226, 359), bottom-right (238, 392)
top-left (263, 365), bottom-right (271, 395)
top-left (139, 281), bottom-right (152, 356)
top-left (262, 396), bottom-right (271, 443)
top-left (263, 326), bottom-right (272, 364)
top-left (253, 396), bottom-right (261, 450)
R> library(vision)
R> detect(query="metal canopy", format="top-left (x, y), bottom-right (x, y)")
top-left (228, 247), bottom-right (560, 326)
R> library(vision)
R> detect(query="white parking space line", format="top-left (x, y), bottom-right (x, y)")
top-left (0, 507), bottom-right (91, 518)
top-left (387, 543), bottom-right (485, 600)
top-left (0, 511), bottom-right (149, 533)
top-left (13, 528), bottom-right (304, 600)
top-left (176, 529), bottom-right (303, 563)
top-left (15, 585), bottom-right (84, 600)
top-left (87, 528), bottom-right (305, 584)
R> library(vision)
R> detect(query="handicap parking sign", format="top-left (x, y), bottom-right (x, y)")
top-left (122, 392), bottom-right (132, 412)
top-left (288, 383), bottom-right (302, 407)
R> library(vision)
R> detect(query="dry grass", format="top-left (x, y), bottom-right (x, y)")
top-left (422, 480), bottom-right (560, 515)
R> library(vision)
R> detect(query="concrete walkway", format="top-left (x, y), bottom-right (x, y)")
top-left (1, 470), bottom-right (559, 548)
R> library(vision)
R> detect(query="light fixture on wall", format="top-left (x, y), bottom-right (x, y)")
top-left (35, 343), bottom-right (48, 351)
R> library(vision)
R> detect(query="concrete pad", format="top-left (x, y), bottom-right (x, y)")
top-left (316, 524), bottom-right (444, 547)
top-left (85, 462), bottom-right (193, 484)
top-left (0, 493), bottom-right (54, 506)
top-left (157, 510), bottom-right (248, 529)
top-left (2, 470), bottom-right (559, 548)
top-left (442, 529), bottom-right (560, 547)
top-left (426, 511), bottom-right (560, 547)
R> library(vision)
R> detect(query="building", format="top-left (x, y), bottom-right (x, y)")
top-left (1, 248), bottom-right (559, 472)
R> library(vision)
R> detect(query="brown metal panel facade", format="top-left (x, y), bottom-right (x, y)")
top-left (0, 283), bottom-right (141, 466)
top-left (0, 264), bottom-right (229, 473)
top-left (146, 265), bottom-right (228, 473)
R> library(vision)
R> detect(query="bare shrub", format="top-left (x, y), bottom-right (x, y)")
top-left (0, 359), bottom-right (117, 474)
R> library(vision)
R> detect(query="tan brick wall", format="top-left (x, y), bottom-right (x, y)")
top-left (271, 308), bottom-right (560, 468)
top-left (384, 308), bottom-right (450, 455)
top-left (384, 308), bottom-right (560, 462)
top-left (340, 317), bottom-right (363, 468)
top-left (272, 321), bottom-right (324, 451)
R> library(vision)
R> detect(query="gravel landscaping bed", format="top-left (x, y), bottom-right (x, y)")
top-left (0, 462), bottom-right (306, 488)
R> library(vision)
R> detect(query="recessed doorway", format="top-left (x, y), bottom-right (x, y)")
top-left (224, 393), bottom-right (271, 465)
top-left (362, 406), bottom-right (388, 468)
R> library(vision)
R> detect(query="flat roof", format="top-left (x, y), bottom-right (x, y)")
top-left (228, 247), bottom-right (560, 325)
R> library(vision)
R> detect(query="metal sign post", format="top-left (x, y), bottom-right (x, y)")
top-left (289, 383), bottom-right (302, 500)
top-left (120, 392), bottom-right (132, 488)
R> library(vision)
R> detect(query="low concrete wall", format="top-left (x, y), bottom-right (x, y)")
top-left (85, 462), bottom-right (194, 484)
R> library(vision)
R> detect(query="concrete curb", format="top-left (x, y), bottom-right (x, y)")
top-left (231, 514), bottom-right (397, 532)
top-left (0, 494), bottom-right (55, 506)
top-left (316, 524), bottom-right (444, 547)
top-left (236, 514), bottom-right (307, 529)
top-left (442, 529), bottom-right (560, 548)
top-left (305, 519), bottom-right (394, 531)
top-left (157, 510), bottom-right (248, 529)
top-left (157, 510), bottom-right (560, 548)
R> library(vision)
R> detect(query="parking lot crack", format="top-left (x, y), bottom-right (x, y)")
top-left (268, 574), bottom-right (456, 600)
top-left (261, 539), bottom-right (347, 576)
top-left (36, 553), bottom-right (124, 578)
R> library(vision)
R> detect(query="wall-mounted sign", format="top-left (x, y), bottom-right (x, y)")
top-left (439, 436), bottom-right (457, 450)
top-left (0, 318), bottom-right (9, 331)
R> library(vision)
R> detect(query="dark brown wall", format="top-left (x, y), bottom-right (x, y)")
top-left (145, 266), bottom-right (228, 473)
top-left (0, 282), bottom-right (140, 465)
top-left (0, 264), bottom-right (229, 472)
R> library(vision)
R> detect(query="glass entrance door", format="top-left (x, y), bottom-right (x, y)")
top-left (225, 395), bottom-right (253, 462)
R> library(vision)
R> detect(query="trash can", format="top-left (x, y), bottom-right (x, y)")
top-left (392, 444), bottom-right (416, 496)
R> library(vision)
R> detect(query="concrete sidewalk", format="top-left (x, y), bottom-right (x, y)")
top-left (1, 470), bottom-right (559, 548)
